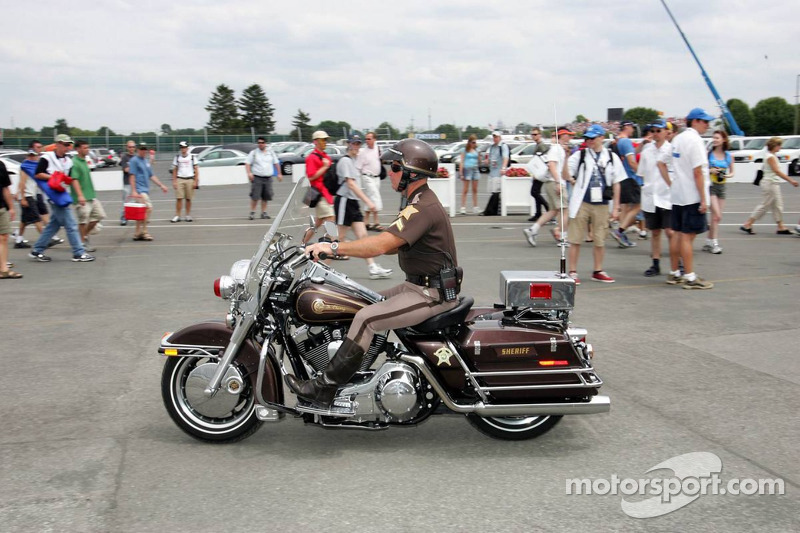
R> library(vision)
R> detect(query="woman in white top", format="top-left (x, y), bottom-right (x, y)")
top-left (740, 137), bottom-right (798, 235)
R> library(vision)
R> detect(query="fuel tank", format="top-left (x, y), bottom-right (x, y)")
top-left (293, 279), bottom-right (373, 324)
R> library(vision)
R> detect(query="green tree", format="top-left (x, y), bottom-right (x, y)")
top-left (463, 125), bottom-right (490, 139)
top-left (725, 99), bottom-right (754, 135)
top-left (575, 114), bottom-right (589, 123)
top-left (160, 123), bottom-right (172, 134)
top-left (433, 123), bottom-right (459, 140)
top-left (238, 84), bottom-right (276, 134)
top-left (40, 126), bottom-right (55, 139)
top-left (375, 122), bottom-right (400, 139)
top-left (291, 109), bottom-right (313, 141)
top-left (622, 107), bottom-right (659, 130)
top-left (752, 97), bottom-right (794, 135)
top-left (54, 118), bottom-right (70, 135)
top-left (205, 84), bottom-right (242, 134)
top-left (97, 126), bottom-right (117, 136)
top-left (514, 122), bottom-right (534, 134)
top-left (316, 120), bottom-right (352, 141)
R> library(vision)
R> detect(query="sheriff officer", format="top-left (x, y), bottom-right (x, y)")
top-left (287, 139), bottom-right (460, 409)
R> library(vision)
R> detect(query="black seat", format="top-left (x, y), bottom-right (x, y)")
top-left (410, 296), bottom-right (474, 334)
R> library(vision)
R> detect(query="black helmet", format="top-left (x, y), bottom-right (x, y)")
top-left (380, 139), bottom-right (437, 178)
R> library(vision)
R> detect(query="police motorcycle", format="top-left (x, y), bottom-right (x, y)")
top-left (159, 177), bottom-right (610, 442)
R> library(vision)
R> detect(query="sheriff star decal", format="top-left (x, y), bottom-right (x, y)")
top-left (434, 347), bottom-right (453, 366)
top-left (389, 205), bottom-right (419, 232)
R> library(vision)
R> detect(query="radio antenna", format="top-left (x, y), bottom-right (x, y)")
top-left (554, 104), bottom-right (567, 278)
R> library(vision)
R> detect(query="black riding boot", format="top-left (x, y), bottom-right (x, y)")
top-left (285, 338), bottom-right (365, 408)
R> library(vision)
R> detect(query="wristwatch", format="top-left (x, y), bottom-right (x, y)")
top-left (330, 241), bottom-right (340, 258)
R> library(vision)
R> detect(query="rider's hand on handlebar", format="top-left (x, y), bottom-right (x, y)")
top-left (305, 242), bottom-right (332, 261)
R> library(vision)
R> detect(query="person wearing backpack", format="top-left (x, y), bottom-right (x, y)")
top-left (565, 125), bottom-right (626, 284)
top-left (523, 127), bottom-right (574, 247)
top-left (335, 135), bottom-right (392, 279)
top-left (481, 131), bottom-right (509, 215)
top-left (171, 141), bottom-right (199, 222)
top-left (610, 121), bottom-right (641, 248)
top-left (305, 131), bottom-right (337, 227)
top-left (246, 137), bottom-right (283, 220)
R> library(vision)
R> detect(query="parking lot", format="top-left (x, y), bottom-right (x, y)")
top-left (1, 173), bottom-right (798, 532)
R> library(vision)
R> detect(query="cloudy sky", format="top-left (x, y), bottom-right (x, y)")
top-left (1, 0), bottom-right (798, 135)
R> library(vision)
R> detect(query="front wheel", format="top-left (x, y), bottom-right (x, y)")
top-left (466, 414), bottom-right (562, 441)
top-left (282, 162), bottom-right (293, 175)
top-left (162, 356), bottom-right (262, 443)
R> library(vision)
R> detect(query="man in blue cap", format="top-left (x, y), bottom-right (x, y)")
top-left (565, 124), bottom-right (626, 284)
top-left (667, 108), bottom-right (714, 289)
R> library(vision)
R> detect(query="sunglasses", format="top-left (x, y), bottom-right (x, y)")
top-left (257, 141), bottom-right (266, 144)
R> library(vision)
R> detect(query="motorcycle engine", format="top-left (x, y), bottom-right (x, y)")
top-left (292, 325), bottom-right (385, 374)
top-left (375, 365), bottom-right (425, 423)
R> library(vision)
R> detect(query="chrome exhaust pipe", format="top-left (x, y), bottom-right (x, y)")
top-left (400, 354), bottom-right (610, 417)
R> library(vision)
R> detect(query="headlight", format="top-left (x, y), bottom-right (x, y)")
top-left (230, 259), bottom-right (251, 284)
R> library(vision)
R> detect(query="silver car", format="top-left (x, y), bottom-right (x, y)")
top-left (196, 148), bottom-right (249, 167)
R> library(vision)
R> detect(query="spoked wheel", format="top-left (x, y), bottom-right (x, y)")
top-left (466, 414), bottom-right (562, 441)
top-left (282, 162), bottom-right (293, 175)
top-left (162, 356), bottom-right (262, 443)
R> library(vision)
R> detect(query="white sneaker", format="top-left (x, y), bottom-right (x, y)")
top-left (368, 264), bottom-right (393, 279)
top-left (710, 244), bottom-right (723, 254)
top-left (171, 216), bottom-right (181, 223)
top-left (523, 228), bottom-right (537, 247)
top-left (460, 206), bottom-right (466, 215)
top-left (473, 206), bottom-right (481, 214)
top-left (702, 243), bottom-right (712, 252)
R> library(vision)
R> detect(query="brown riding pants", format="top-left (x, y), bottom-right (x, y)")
top-left (348, 281), bottom-right (459, 352)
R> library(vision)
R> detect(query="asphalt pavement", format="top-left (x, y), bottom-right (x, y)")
top-left (1, 170), bottom-right (798, 532)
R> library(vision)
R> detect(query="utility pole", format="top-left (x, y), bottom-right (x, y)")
top-left (427, 108), bottom-right (431, 132)
top-left (794, 74), bottom-right (799, 135)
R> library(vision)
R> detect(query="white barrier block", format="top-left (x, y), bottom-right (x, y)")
top-left (428, 163), bottom-right (456, 217)
top-left (292, 163), bottom-right (307, 183)
top-left (501, 176), bottom-right (535, 217)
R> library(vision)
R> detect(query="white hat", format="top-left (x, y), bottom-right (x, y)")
top-left (312, 130), bottom-right (329, 140)
top-left (492, 130), bottom-right (502, 137)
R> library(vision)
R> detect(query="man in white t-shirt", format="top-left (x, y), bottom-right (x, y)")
top-left (245, 137), bottom-right (283, 220)
top-left (668, 108), bottom-right (714, 289)
top-left (356, 131), bottom-right (385, 231)
top-left (171, 141), bottom-right (199, 222)
top-left (639, 120), bottom-right (675, 277)
top-left (523, 127), bottom-right (574, 246)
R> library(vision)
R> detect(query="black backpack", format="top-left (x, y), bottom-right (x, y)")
top-left (312, 152), bottom-right (345, 195)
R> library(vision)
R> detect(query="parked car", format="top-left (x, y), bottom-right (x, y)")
top-left (94, 148), bottom-right (119, 167)
top-left (733, 137), bottom-right (771, 165)
top-left (185, 145), bottom-right (213, 160)
top-left (0, 151), bottom-right (27, 164)
top-left (278, 144), bottom-right (347, 176)
top-left (0, 158), bottom-right (21, 195)
top-left (777, 136), bottom-right (800, 176)
top-left (196, 148), bottom-right (249, 167)
top-left (508, 142), bottom-right (544, 165)
top-left (272, 142), bottom-right (308, 154)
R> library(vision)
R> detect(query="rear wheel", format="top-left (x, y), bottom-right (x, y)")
top-left (162, 356), bottom-right (261, 443)
top-left (466, 414), bottom-right (562, 441)
top-left (282, 162), bottom-right (293, 175)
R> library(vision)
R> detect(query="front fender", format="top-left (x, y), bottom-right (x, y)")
top-left (159, 320), bottom-right (282, 405)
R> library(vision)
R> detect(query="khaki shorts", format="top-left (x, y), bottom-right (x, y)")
top-left (75, 198), bottom-right (107, 225)
top-left (0, 208), bottom-right (10, 234)
top-left (315, 197), bottom-right (335, 220)
top-left (138, 193), bottom-right (153, 209)
top-left (543, 181), bottom-right (566, 212)
top-left (175, 178), bottom-right (196, 200)
top-left (569, 202), bottom-right (610, 246)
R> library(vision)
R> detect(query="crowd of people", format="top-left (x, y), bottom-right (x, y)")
top-left (488, 107), bottom-right (798, 289)
top-left (1, 114), bottom-right (798, 288)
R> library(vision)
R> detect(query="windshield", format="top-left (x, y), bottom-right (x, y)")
top-left (744, 138), bottom-right (767, 150)
top-left (245, 177), bottom-right (313, 283)
top-left (781, 138), bottom-right (800, 149)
